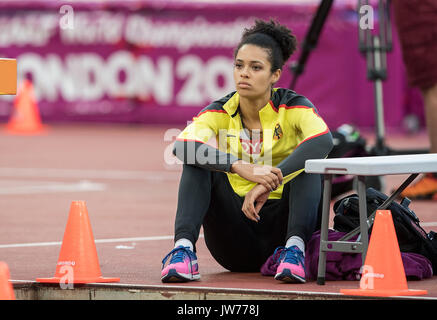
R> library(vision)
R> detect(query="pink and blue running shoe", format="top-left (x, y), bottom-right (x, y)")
top-left (274, 245), bottom-right (306, 283)
top-left (161, 246), bottom-right (200, 282)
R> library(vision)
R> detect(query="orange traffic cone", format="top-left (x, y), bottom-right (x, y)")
top-left (0, 262), bottom-right (15, 300)
top-left (5, 79), bottom-right (47, 135)
top-left (340, 210), bottom-right (427, 297)
top-left (36, 201), bottom-right (120, 284)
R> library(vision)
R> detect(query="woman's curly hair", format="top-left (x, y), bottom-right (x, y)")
top-left (235, 19), bottom-right (297, 72)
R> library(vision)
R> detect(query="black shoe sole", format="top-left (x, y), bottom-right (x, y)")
top-left (274, 269), bottom-right (306, 283)
top-left (161, 269), bottom-right (200, 283)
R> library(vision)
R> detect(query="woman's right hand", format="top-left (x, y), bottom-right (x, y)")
top-left (230, 160), bottom-right (283, 191)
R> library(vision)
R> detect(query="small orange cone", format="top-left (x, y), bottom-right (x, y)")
top-left (5, 79), bottom-right (47, 135)
top-left (0, 262), bottom-right (15, 300)
top-left (36, 201), bottom-right (120, 284)
top-left (340, 210), bottom-right (427, 297)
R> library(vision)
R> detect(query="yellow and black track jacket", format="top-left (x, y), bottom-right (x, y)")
top-left (173, 88), bottom-right (333, 199)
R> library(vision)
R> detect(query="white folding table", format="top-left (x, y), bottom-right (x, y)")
top-left (305, 153), bottom-right (437, 285)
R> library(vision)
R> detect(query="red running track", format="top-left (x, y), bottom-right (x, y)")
top-left (0, 124), bottom-right (436, 298)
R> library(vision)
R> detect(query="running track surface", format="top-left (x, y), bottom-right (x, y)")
top-left (0, 124), bottom-right (436, 298)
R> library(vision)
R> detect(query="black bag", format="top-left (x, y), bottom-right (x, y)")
top-left (327, 124), bottom-right (381, 198)
top-left (329, 124), bottom-right (367, 159)
top-left (333, 187), bottom-right (437, 275)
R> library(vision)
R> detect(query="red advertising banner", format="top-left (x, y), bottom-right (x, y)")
top-left (0, 0), bottom-right (423, 128)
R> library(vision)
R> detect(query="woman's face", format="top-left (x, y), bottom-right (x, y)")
top-left (234, 44), bottom-right (281, 100)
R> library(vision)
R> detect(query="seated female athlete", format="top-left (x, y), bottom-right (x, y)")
top-left (161, 19), bottom-right (333, 284)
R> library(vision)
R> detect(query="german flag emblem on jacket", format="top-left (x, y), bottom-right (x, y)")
top-left (273, 123), bottom-right (283, 140)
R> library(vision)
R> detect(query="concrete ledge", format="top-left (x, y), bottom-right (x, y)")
top-left (12, 281), bottom-right (433, 300)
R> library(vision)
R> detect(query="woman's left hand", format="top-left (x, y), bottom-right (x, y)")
top-left (242, 184), bottom-right (271, 222)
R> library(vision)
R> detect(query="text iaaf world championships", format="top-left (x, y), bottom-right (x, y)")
top-left (0, 13), bottom-right (252, 107)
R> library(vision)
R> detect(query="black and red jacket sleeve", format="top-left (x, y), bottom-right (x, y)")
top-left (172, 104), bottom-right (239, 173)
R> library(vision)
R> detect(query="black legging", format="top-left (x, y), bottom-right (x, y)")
top-left (174, 164), bottom-right (321, 272)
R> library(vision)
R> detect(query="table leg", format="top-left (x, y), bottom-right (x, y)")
top-left (339, 173), bottom-right (419, 240)
top-left (357, 175), bottom-right (369, 264)
top-left (363, 173), bottom-right (419, 230)
top-left (317, 174), bottom-right (332, 285)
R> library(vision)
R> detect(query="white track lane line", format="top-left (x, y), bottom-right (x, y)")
top-left (0, 168), bottom-right (180, 181)
top-left (420, 222), bottom-right (437, 227)
top-left (0, 235), bottom-right (204, 249)
top-left (0, 180), bottom-right (106, 195)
